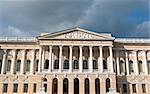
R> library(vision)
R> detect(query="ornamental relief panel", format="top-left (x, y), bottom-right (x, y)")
top-left (55, 31), bottom-right (101, 39)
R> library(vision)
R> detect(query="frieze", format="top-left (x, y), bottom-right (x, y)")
top-left (55, 31), bottom-right (101, 39)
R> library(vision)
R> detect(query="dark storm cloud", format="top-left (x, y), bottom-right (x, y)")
top-left (0, 0), bottom-right (149, 38)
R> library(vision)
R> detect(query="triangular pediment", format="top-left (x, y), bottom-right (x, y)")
top-left (38, 27), bottom-right (114, 40)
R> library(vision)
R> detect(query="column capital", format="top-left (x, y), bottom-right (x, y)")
top-left (49, 45), bottom-right (53, 47)
top-left (99, 45), bottom-right (103, 48)
top-left (109, 45), bottom-right (113, 48)
top-left (89, 45), bottom-right (93, 48)
top-left (142, 50), bottom-right (147, 52)
top-left (79, 45), bottom-right (83, 48)
top-left (69, 45), bottom-right (73, 48)
top-left (59, 45), bottom-right (63, 49)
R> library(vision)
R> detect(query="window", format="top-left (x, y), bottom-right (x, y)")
top-left (33, 84), bottom-right (36, 92)
top-left (6, 60), bottom-right (11, 72)
top-left (26, 60), bottom-right (30, 72)
top-left (63, 78), bottom-right (68, 94)
top-left (106, 78), bottom-right (110, 92)
top-left (23, 84), bottom-right (28, 92)
top-left (73, 60), bottom-right (79, 69)
top-left (129, 60), bottom-right (134, 73)
top-left (3, 84), bottom-right (8, 93)
top-left (44, 84), bottom-right (47, 92)
top-left (42, 78), bottom-right (47, 92)
top-left (93, 60), bottom-right (98, 69)
top-left (54, 60), bottom-right (59, 69)
top-left (123, 84), bottom-right (127, 93)
top-left (52, 78), bottom-right (58, 94)
top-left (132, 84), bottom-right (136, 93)
top-left (44, 59), bottom-right (49, 69)
top-left (95, 78), bottom-right (100, 94)
top-left (64, 60), bottom-right (69, 69)
top-left (83, 60), bottom-right (88, 69)
top-left (13, 84), bottom-right (18, 92)
top-left (85, 78), bottom-right (90, 94)
top-left (142, 84), bottom-right (146, 93)
top-left (138, 60), bottom-right (143, 73)
top-left (0, 60), bottom-right (2, 73)
top-left (120, 60), bottom-right (125, 73)
top-left (147, 61), bottom-right (150, 74)
top-left (74, 78), bottom-right (79, 94)
top-left (36, 60), bottom-right (39, 71)
top-left (103, 60), bottom-right (107, 69)
top-left (16, 60), bottom-right (21, 72)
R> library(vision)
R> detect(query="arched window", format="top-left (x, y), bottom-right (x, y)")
top-left (83, 60), bottom-right (88, 69)
top-left (120, 60), bottom-right (125, 73)
top-left (16, 60), bottom-right (21, 72)
top-left (129, 60), bottom-right (134, 73)
top-left (103, 60), bottom-right (107, 69)
top-left (54, 60), bottom-right (59, 69)
top-left (85, 78), bottom-right (90, 94)
top-left (0, 60), bottom-right (2, 73)
top-left (74, 78), bottom-right (79, 94)
top-left (93, 60), bottom-right (98, 69)
top-left (42, 78), bottom-right (47, 92)
top-left (73, 60), bottom-right (79, 69)
top-left (35, 60), bottom-right (39, 71)
top-left (52, 78), bottom-right (58, 94)
top-left (106, 78), bottom-right (110, 92)
top-left (63, 78), bottom-right (69, 94)
top-left (138, 60), bottom-right (143, 73)
top-left (26, 60), bottom-right (30, 72)
top-left (148, 61), bottom-right (150, 74)
top-left (44, 59), bottom-right (49, 69)
top-left (6, 60), bottom-right (11, 72)
top-left (64, 60), bottom-right (69, 69)
top-left (95, 78), bottom-right (100, 94)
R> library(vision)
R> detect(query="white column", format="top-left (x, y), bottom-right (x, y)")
top-left (11, 49), bottom-right (16, 74)
top-left (59, 46), bottom-right (62, 72)
top-left (143, 50), bottom-right (148, 75)
top-left (125, 51), bottom-right (129, 75)
top-left (21, 50), bottom-right (26, 74)
top-left (30, 49), bottom-right (35, 74)
top-left (69, 46), bottom-right (73, 72)
top-left (109, 46), bottom-right (114, 73)
top-left (99, 46), bottom-right (103, 73)
top-left (79, 46), bottom-right (83, 72)
top-left (41, 48), bottom-right (45, 71)
top-left (38, 46), bottom-right (43, 72)
top-left (1, 49), bottom-right (7, 74)
top-left (89, 46), bottom-right (93, 72)
top-left (133, 50), bottom-right (139, 75)
top-left (48, 46), bottom-right (52, 72)
top-left (116, 51), bottom-right (120, 75)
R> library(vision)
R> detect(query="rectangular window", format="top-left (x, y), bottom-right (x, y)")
top-left (142, 84), bottom-right (146, 93)
top-left (132, 84), bottom-right (136, 93)
top-left (44, 84), bottom-right (47, 92)
top-left (23, 84), bottom-right (28, 92)
top-left (123, 84), bottom-right (127, 93)
top-left (13, 84), bottom-right (18, 92)
top-left (3, 84), bottom-right (8, 93)
top-left (36, 60), bottom-right (39, 71)
top-left (33, 84), bottom-right (36, 92)
top-left (0, 60), bottom-right (2, 73)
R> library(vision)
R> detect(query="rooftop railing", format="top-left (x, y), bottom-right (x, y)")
top-left (115, 38), bottom-right (150, 43)
top-left (0, 37), bottom-right (37, 42)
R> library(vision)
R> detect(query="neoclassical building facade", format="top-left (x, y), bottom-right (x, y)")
top-left (0, 27), bottom-right (150, 94)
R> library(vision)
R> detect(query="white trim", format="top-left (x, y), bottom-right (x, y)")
top-left (115, 38), bottom-right (150, 43)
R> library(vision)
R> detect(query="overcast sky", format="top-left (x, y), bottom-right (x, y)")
top-left (0, 0), bottom-right (149, 38)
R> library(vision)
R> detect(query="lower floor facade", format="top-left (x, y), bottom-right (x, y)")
top-left (0, 73), bottom-right (150, 94)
